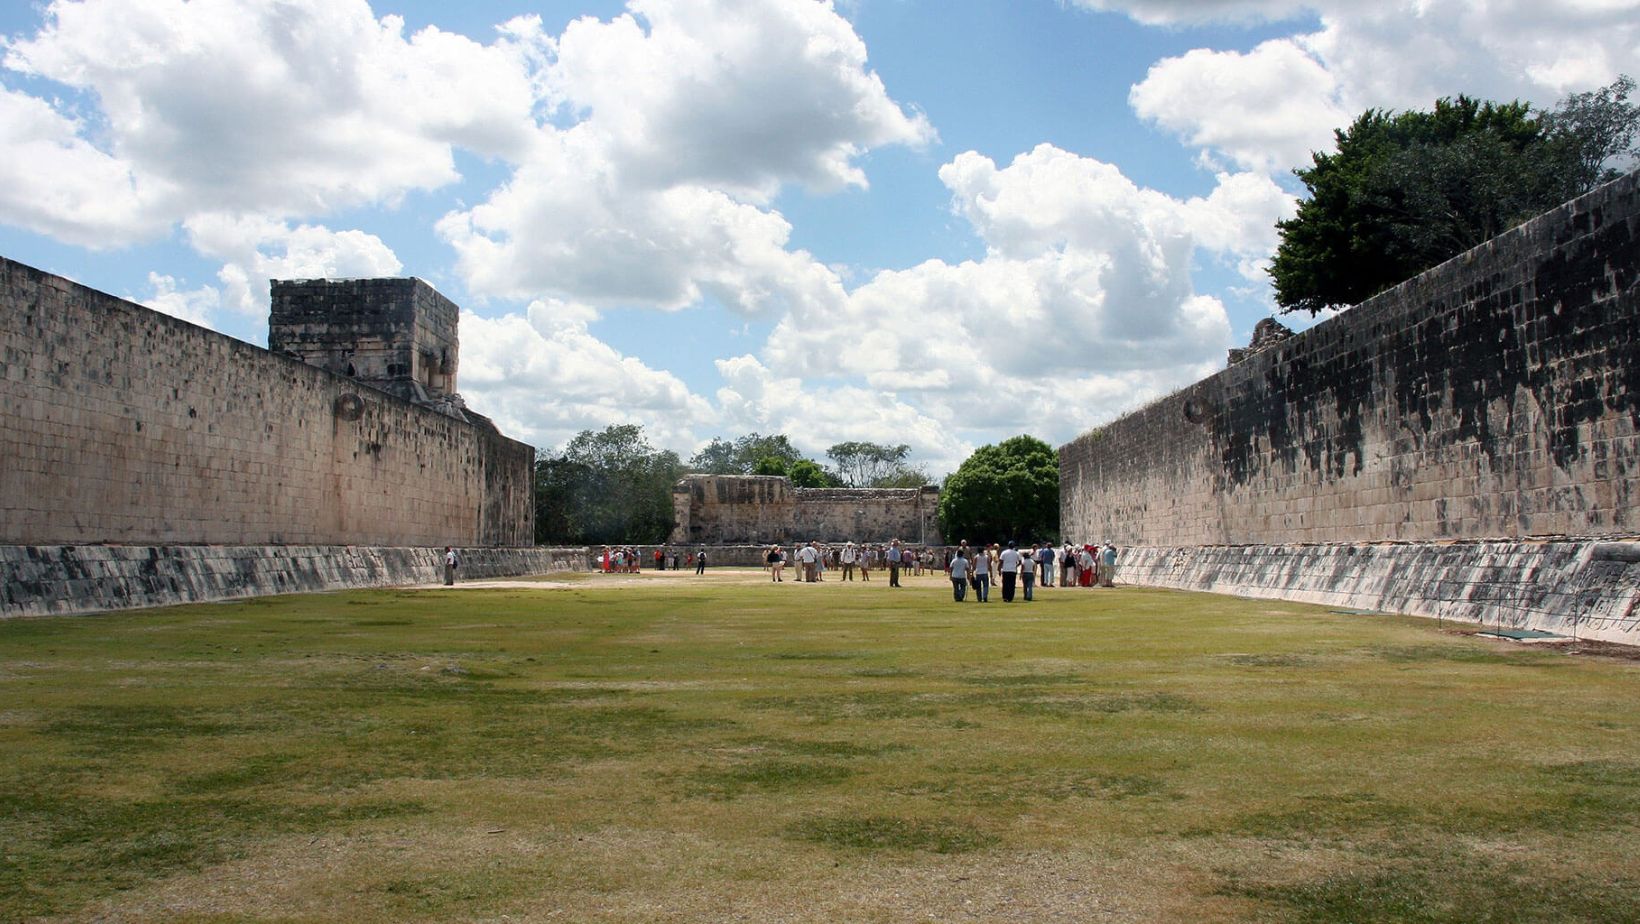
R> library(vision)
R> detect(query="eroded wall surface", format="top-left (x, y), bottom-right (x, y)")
top-left (670, 476), bottom-right (942, 546)
top-left (1061, 172), bottom-right (1639, 547)
top-left (0, 257), bottom-right (533, 548)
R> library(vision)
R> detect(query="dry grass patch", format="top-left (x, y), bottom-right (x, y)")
top-left (1, 578), bottom-right (1637, 921)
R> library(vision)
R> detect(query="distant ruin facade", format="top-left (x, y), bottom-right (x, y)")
top-left (669, 475), bottom-right (942, 547)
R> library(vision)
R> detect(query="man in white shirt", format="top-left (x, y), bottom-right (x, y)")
top-left (947, 549), bottom-right (969, 602)
top-left (998, 542), bottom-right (1020, 602)
top-left (799, 541), bottom-right (819, 583)
top-left (841, 542), bottom-right (857, 581)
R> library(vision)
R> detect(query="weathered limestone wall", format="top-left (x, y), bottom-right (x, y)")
top-left (1, 545), bottom-right (585, 617)
top-left (669, 476), bottom-right (942, 545)
top-left (270, 278), bottom-right (460, 401)
top-left (0, 256), bottom-right (534, 548)
top-left (1062, 171), bottom-right (1639, 546)
top-left (1115, 541), bottom-right (1640, 645)
top-left (1060, 172), bottom-right (1639, 639)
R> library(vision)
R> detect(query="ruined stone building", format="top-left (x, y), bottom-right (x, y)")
top-left (670, 475), bottom-right (942, 547)
top-left (1059, 171), bottom-right (1640, 643)
top-left (1, 262), bottom-right (567, 616)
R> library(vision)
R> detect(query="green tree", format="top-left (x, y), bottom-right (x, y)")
top-left (937, 435), bottom-right (1058, 546)
top-left (535, 424), bottom-right (682, 544)
top-left (750, 454), bottom-right (841, 487)
top-left (687, 432), bottom-right (806, 474)
top-left (1271, 77), bottom-right (1639, 315)
top-left (825, 440), bottom-right (926, 487)
top-left (786, 458), bottom-right (838, 488)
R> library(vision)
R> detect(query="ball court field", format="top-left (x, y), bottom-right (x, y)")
top-left (3, 568), bottom-right (1638, 922)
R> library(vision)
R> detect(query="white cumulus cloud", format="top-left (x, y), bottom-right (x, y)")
top-left (440, 0), bottom-right (929, 314)
top-left (1120, 0), bottom-right (1640, 175)
top-left (1, 0), bottom-right (546, 239)
top-left (458, 301), bottom-right (709, 451)
top-left (755, 144), bottom-right (1243, 449)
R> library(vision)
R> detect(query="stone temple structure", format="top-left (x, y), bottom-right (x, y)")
top-left (1, 263), bottom-right (576, 616)
top-left (669, 475), bottom-right (942, 547)
top-left (1059, 171), bottom-right (1640, 644)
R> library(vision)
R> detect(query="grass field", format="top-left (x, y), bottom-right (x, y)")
top-left (2, 567), bottom-right (1638, 923)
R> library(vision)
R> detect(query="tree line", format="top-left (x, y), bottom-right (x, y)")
top-left (534, 426), bottom-right (1063, 547)
top-left (535, 427), bottom-right (944, 545)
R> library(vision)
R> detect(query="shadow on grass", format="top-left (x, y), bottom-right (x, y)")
top-left (785, 814), bottom-right (997, 854)
top-left (1221, 854), bottom-right (1640, 924)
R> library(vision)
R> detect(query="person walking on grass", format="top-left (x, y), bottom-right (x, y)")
top-left (443, 546), bottom-right (460, 585)
top-left (1021, 544), bottom-right (1035, 601)
top-left (999, 541), bottom-right (1019, 602)
top-left (1038, 542), bottom-right (1055, 587)
top-left (766, 544), bottom-right (784, 582)
top-left (695, 547), bottom-right (708, 575)
top-left (971, 545), bottom-right (992, 603)
top-left (948, 547), bottom-right (970, 602)
top-left (888, 539), bottom-right (904, 587)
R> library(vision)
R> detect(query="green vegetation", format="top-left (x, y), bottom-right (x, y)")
top-left (2, 574), bottom-right (1638, 922)
top-left (1271, 75), bottom-right (1640, 314)
top-left (534, 423), bottom-right (683, 544)
top-left (938, 434), bottom-right (1059, 545)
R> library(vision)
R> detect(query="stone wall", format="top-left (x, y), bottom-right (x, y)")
top-left (270, 277), bottom-right (460, 404)
top-left (1, 544), bottom-right (585, 617)
top-left (0, 256), bottom-right (534, 549)
top-left (1061, 171), bottom-right (1639, 546)
top-left (669, 475), bottom-right (942, 546)
top-left (1113, 541), bottom-right (1640, 645)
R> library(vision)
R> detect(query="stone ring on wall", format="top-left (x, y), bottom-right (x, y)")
top-left (333, 393), bottom-right (364, 421)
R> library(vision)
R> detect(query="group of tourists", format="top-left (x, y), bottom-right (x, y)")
top-left (944, 541), bottom-right (1118, 603)
top-left (766, 539), bottom-right (931, 586)
top-left (594, 540), bottom-right (1119, 600)
top-left (598, 546), bottom-right (682, 573)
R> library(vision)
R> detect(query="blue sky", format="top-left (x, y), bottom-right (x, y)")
top-left (2, 0), bottom-right (1634, 474)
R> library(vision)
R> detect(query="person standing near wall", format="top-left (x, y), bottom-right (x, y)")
top-left (766, 544), bottom-right (784, 582)
top-left (443, 546), bottom-right (460, 585)
top-left (1101, 544), bottom-right (1118, 587)
top-left (696, 548), bottom-right (708, 575)
top-left (841, 542), bottom-right (857, 580)
top-left (1038, 543), bottom-right (1055, 587)
top-left (888, 540), bottom-right (903, 587)
top-left (800, 541), bottom-right (818, 583)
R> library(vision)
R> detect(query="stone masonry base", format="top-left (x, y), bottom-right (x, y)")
top-left (1, 545), bottom-right (588, 617)
top-left (1117, 540), bottom-right (1640, 645)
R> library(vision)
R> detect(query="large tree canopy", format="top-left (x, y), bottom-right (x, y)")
top-left (1271, 77), bottom-right (1639, 315)
top-left (825, 440), bottom-right (928, 488)
top-left (535, 424), bottom-right (683, 545)
top-left (687, 432), bottom-right (806, 475)
top-left (937, 435), bottom-right (1058, 546)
